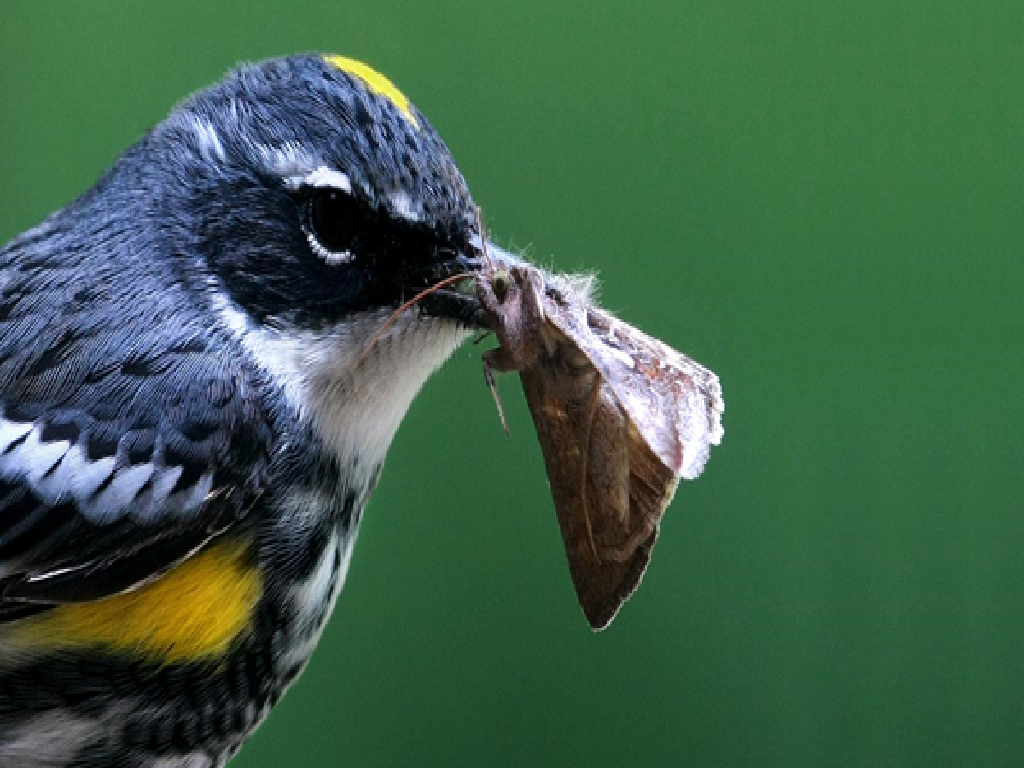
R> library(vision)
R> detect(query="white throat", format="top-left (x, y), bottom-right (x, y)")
top-left (213, 293), bottom-right (469, 476)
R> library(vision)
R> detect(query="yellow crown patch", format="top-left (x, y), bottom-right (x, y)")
top-left (324, 55), bottom-right (420, 130)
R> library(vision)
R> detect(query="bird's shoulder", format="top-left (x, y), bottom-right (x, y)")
top-left (0, 222), bottom-right (275, 615)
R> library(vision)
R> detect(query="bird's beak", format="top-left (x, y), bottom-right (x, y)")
top-left (419, 237), bottom-right (522, 328)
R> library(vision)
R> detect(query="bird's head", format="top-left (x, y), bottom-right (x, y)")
top-left (137, 54), bottom-right (489, 470)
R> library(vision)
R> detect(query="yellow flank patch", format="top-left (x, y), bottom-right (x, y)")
top-left (323, 54), bottom-right (420, 129)
top-left (17, 541), bottom-right (262, 664)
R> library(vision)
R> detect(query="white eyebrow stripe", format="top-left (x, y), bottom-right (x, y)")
top-left (257, 141), bottom-right (318, 177)
top-left (284, 166), bottom-right (353, 193)
top-left (387, 191), bottom-right (423, 223)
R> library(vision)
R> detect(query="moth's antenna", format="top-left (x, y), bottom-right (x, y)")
top-left (359, 272), bottom-right (474, 364)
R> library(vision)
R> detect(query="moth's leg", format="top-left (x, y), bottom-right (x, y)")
top-left (482, 349), bottom-right (511, 434)
top-left (482, 343), bottom-right (521, 374)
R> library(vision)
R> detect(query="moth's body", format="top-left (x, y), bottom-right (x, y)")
top-left (0, 55), bottom-right (483, 766)
top-left (476, 263), bottom-right (724, 630)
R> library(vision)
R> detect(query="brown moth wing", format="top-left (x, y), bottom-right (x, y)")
top-left (479, 265), bottom-right (688, 629)
top-left (518, 362), bottom-right (669, 630)
top-left (540, 276), bottom-right (725, 481)
top-left (477, 264), bottom-right (724, 630)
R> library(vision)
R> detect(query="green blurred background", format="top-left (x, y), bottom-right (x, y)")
top-left (3, 2), bottom-right (1022, 766)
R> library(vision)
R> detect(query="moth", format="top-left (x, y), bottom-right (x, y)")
top-left (475, 262), bottom-right (724, 630)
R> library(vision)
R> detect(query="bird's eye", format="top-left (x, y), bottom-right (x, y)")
top-left (306, 188), bottom-right (359, 264)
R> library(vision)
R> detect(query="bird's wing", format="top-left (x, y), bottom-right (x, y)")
top-left (0, 240), bottom-right (272, 620)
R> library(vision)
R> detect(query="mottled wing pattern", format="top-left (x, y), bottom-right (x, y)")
top-left (0, 227), bottom-right (272, 618)
top-left (478, 262), bottom-right (723, 629)
top-left (546, 279), bottom-right (725, 481)
top-left (529, 274), bottom-right (723, 628)
top-left (519, 358), bottom-right (664, 630)
top-left (589, 308), bottom-right (723, 478)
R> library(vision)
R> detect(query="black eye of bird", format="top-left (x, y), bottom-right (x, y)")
top-left (307, 188), bottom-right (359, 260)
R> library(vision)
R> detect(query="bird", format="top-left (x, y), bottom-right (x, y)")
top-left (0, 53), bottom-right (488, 766)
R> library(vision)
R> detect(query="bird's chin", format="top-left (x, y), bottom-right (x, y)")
top-left (303, 308), bottom-right (470, 474)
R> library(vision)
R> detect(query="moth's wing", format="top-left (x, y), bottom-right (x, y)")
top-left (535, 286), bottom-right (707, 518)
top-left (582, 307), bottom-right (724, 481)
top-left (519, 363), bottom-right (658, 631)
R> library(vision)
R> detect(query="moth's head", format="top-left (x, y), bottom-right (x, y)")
top-left (152, 53), bottom-right (483, 333)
